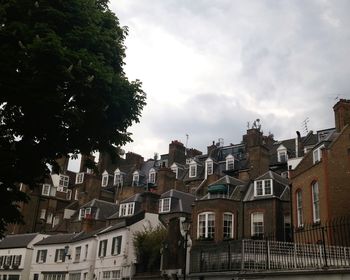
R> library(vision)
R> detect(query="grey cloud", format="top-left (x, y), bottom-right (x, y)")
top-left (111, 0), bottom-right (350, 157)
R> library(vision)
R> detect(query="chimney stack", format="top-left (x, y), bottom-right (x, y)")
top-left (333, 99), bottom-right (350, 132)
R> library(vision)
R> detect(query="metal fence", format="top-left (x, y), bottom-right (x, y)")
top-left (293, 217), bottom-right (350, 247)
top-left (190, 239), bottom-right (350, 273)
top-left (190, 217), bottom-right (350, 273)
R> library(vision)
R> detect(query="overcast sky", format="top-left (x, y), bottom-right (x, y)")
top-left (75, 1), bottom-right (350, 166)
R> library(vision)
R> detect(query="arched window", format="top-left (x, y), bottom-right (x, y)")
top-left (296, 190), bottom-right (303, 227)
top-left (198, 212), bottom-right (215, 239)
top-left (149, 168), bottom-right (156, 184)
top-left (170, 163), bottom-right (178, 179)
top-left (251, 212), bottom-right (264, 238)
top-left (312, 182), bottom-right (320, 223)
top-left (223, 212), bottom-right (234, 239)
top-left (226, 154), bottom-right (234, 170)
top-left (205, 158), bottom-right (213, 177)
top-left (189, 160), bottom-right (197, 178)
top-left (114, 169), bottom-right (123, 187)
top-left (132, 171), bottom-right (139, 187)
top-left (101, 171), bottom-right (109, 187)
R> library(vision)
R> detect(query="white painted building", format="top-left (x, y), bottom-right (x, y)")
top-left (30, 232), bottom-right (98, 280)
top-left (0, 233), bottom-right (47, 280)
top-left (94, 212), bottom-right (160, 280)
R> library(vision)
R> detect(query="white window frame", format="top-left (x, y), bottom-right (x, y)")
top-left (101, 171), bottom-right (109, 187)
top-left (251, 212), bottom-right (264, 237)
top-left (296, 190), bottom-right (303, 227)
top-left (119, 202), bottom-right (135, 217)
top-left (55, 249), bottom-right (65, 263)
top-left (170, 163), bottom-right (178, 179)
top-left (13, 255), bottom-right (21, 267)
top-left (197, 212), bottom-right (215, 239)
top-left (99, 240), bottom-right (107, 258)
top-left (46, 213), bottom-right (53, 224)
top-left (149, 168), bottom-right (156, 184)
top-left (79, 209), bottom-right (85, 221)
top-left (254, 179), bottom-right (273, 196)
top-left (277, 145), bottom-right (288, 162)
top-left (74, 246), bottom-right (81, 262)
top-left (75, 172), bottom-right (84, 184)
top-left (189, 163), bottom-right (197, 178)
top-left (42, 184), bottom-right (51, 196)
top-left (37, 250), bottom-right (47, 263)
top-left (312, 182), bottom-right (320, 223)
top-left (66, 189), bottom-right (72, 200)
top-left (226, 155), bottom-right (234, 171)
top-left (132, 171), bottom-right (139, 186)
top-left (205, 158), bottom-right (213, 177)
top-left (58, 175), bottom-right (69, 192)
top-left (74, 189), bottom-right (79, 200)
top-left (111, 236), bottom-right (122, 256)
top-left (40, 209), bottom-right (46, 220)
top-left (52, 216), bottom-right (60, 228)
top-left (313, 145), bottom-right (324, 164)
top-left (223, 212), bottom-right (234, 239)
top-left (84, 244), bottom-right (88, 260)
top-left (159, 198), bottom-right (171, 213)
top-left (84, 207), bottom-right (92, 219)
top-left (114, 169), bottom-right (123, 186)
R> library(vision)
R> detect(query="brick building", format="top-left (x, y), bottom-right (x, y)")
top-left (291, 99), bottom-right (350, 241)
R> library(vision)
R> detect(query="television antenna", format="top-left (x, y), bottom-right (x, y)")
top-left (302, 118), bottom-right (310, 134)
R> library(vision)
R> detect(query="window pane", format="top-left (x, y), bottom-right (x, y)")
top-left (223, 213), bottom-right (233, 238)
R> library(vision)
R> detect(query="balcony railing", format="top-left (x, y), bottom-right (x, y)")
top-left (190, 239), bottom-right (350, 273)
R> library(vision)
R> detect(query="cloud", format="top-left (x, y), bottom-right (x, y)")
top-left (109, 0), bottom-right (350, 160)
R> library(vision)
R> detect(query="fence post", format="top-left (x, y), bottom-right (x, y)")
top-left (228, 242), bottom-right (231, 270)
top-left (293, 243), bottom-right (297, 268)
top-left (266, 239), bottom-right (270, 269)
top-left (241, 240), bottom-right (245, 270)
top-left (321, 227), bottom-right (328, 267)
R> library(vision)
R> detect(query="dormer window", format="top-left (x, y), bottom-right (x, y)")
top-left (101, 171), bottom-right (109, 187)
top-left (277, 145), bottom-right (288, 162)
top-left (114, 169), bottom-right (123, 187)
top-left (254, 179), bottom-right (273, 196)
top-left (149, 168), bottom-right (156, 184)
top-left (171, 163), bottom-right (178, 179)
top-left (79, 209), bottom-right (85, 220)
top-left (313, 145), bottom-right (324, 164)
top-left (205, 158), bottom-right (213, 177)
top-left (79, 208), bottom-right (92, 220)
top-left (75, 172), bottom-right (84, 184)
top-left (42, 184), bottom-right (51, 196)
top-left (159, 198), bottom-right (171, 213)
top-left (226, 155), bottom-right (234, 171)
top-left (189, 160), bottom-right (197, 178)
top-left (66, 189), bottom-right (72, 200)
top-left (119, 202), bottom-right (135, 217)
top-left (132, 171), bottom-right (139, 186)
top-left (58, 175), bottom-right (69, 192)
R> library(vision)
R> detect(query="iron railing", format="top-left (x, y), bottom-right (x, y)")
top-left (190, 217), bottom-right (350, 273)
top-left (190, 239), bottom-right (350, 273)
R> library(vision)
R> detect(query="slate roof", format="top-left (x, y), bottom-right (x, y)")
top-left (160, 189), bottom-right (195, 214)
top-left (34, 233), bottom-right (77, 246)
top-left (243, 171), bottom-right (290, 202)
top-left (208, 175), bottom-right (245, 187)
top-left (80, 199), bottom-right (119, 220)
top-left (0, 233), bottom-right (40, 249)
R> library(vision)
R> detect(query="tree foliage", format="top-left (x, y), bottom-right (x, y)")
top-left (133, 225), bottom-right (166, 273)
top-left (0, 0), bottom-right (146, 236)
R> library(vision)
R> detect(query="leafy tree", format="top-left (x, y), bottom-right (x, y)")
top-left (0, 0), bottom-right (146, 236)
top-left (133, 226), bottom-right (166, 273)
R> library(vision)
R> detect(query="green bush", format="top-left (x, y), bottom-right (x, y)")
top-left (133, 225), bottom-right (166, 272)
